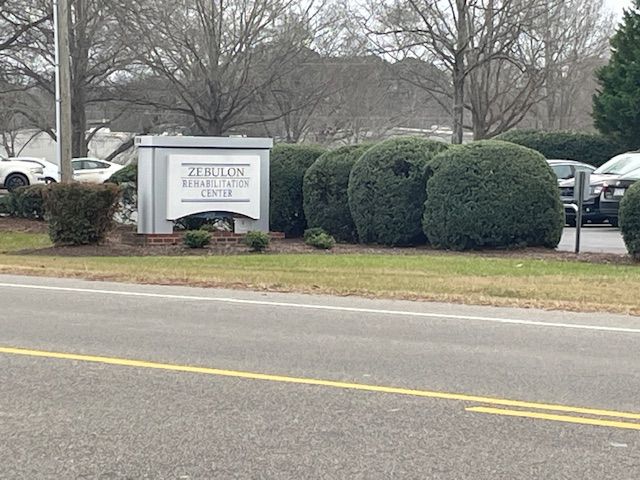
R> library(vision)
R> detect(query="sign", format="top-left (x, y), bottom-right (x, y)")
top-left (166, 154), bottom-right (261, 220)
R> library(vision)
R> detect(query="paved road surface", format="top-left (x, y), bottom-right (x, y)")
top-left (1, 275), bottom-right (639, 479)
top-left (558, 225), bottom-right (627, 254)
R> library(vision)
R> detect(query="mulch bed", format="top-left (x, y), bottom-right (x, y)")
top-left (0, 216), bottom-right (636, 265)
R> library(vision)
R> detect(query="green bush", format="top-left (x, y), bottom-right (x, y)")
top-left (423, 140), bottom-right (564, 250)
top-left (43, 183), bottom-right (121, 245)
top-left (305, 232), bottom-right (336, 250)
top-left (303, 227), bottom-right (327, 242)
top-left (495, 130), bottom-right (625, 167)
top-left (245, 230), bottom-right (270, 252)
top-left (183, 230), bottom-right (212, 248)
top-left (348, 137), bottom-right (449, 246)
top-left (270, 144), bottom-right (326, 237)
top-left (620, 182), bottom-right (640, 260)
top-left (303, 145), bottom-right (369, 242)
top-left (107, 163), bottom-right (137, 184)
top-left (8, 185), bottom-right (48, 220)
top-left (106, 164), bottom-right (137, 224)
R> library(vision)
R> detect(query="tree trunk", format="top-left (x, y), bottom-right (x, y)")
top-left (452, 0), bottom-right (468, 145)
top-left (71, 87), bottom-right (88, 157)
top-left (71, 0), bottom-right (89, 158)
top-left (452, 64), bottom-right (465, 144)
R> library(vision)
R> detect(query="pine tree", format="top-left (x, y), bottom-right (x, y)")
top-left (593, 0), bottom-right (640, 150)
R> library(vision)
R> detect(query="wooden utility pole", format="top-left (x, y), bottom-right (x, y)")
top-left (54, 0), bottom-right (73, 182)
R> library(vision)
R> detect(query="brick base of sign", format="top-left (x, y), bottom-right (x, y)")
top-left (125, 231), bottom-right (285, 247)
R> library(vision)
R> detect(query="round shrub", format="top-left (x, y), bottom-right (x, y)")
top-left (183, 230), bottom-right (212, 248)
top-left (423, 140), bottom-right (564, 250)
top-left (43, 183), bottom-right (121, 245)
top-left (303, 145), bottom-right (369, 242)
top-left (495, 130), bottom-right (625, 168)
top-left (245, 230), bottom-right (270, 252)
top-left (620, 182), bottom-right (640, 260)
top-left (270, 144), bottom-right (326, 237)
top-left (348, 137), bottom-right (449, 246)
top-left (304, 230), bottom-right (336, 250)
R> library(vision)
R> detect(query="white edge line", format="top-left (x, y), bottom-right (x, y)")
top-left (0, 282), bottom-right (638, 334)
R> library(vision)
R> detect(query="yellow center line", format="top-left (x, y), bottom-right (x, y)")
top-left (1, 346), bottom-right (639, 423)
top-left (467, 406), bottom-right (640, 431)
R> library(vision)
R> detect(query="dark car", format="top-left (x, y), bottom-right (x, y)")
top-left (599, 169), bottom-right (640, 227)
top-left (547, 159), bottom-right (595, 183)
top-left (560, 152), bottom-right (640, 226)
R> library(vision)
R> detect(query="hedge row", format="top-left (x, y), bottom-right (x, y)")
top-left (274, 137), bottom-right (565, 251)
top-left (495, 130), bottom-right (625, 167)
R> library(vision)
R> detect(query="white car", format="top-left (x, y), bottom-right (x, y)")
top-left (8, 157), bottom-right (60, 184)
top-left (71, 157), bottom-right (124, 183)
top-left (9, 156), bottom-right (124, 183)
top-left (0, 157), bottom-right (45, 191)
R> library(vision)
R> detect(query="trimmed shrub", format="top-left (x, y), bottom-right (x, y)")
top-left (8, 184), bottom-right (48, 220)
top-left (245, 230), bottom-right (270, 252)
top-left (270, 144), bottom-right (326, 237)
top-left (423, 140), bottom-right (564, 250)
top-left (303, 227), bottom-right (327, 242)
top-left (495, 130), bottom-right (625, 168)
top-left (183, 230), bottom-right (212, 248)
top-left (43, 183), bottom-right (121, 245)
top-left (107, 163), bottom-right (137, 184)
top-left (348, 137), bottom-right (449, 246)
top-left (303, 145), bottom-right (369, 242)
top-left (620, 182), bottom-right (640, 260)
top-left (306, 232), bottom-right (335, 250)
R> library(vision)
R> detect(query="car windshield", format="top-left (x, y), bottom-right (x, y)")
top-left (594, 153), bottom-right (640, 175)
top-left (621, 167), bottom-right (640, 180)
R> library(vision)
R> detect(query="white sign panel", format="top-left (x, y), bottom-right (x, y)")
top-left (166, 154), bottom-right (261, 220)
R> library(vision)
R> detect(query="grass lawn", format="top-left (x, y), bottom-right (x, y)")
top-left (0, 229), bottom-right (639, 314)
top-left (0, 232), bottom-right (52, 254)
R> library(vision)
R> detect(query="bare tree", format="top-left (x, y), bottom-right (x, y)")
top-left (8, 0), bottom-right (131, 157)
top-left (534, 0), bottom-right (613, 130)
top-left (115, 0), bottom-right (328, 136)
top-left (0, 0), bottom-right (49, 54)
top-left (363, 0), bottom-right (543, 143)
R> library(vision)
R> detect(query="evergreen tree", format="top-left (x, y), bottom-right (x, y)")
top-left (593, 0), bottom-right (640, 150)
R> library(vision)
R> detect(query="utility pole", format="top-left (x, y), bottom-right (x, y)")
top-left (53, 0), bottom-right (73, 182)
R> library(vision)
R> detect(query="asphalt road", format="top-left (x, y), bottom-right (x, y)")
top-left (1, 275), bottom-right (639, 479)
top-left (558, 225), bottom-right (627, 254)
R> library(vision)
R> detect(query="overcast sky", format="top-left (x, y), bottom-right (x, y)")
top-left (606, 0), bottom-right (632, 16)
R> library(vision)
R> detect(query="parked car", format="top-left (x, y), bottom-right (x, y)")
top-left (560, 152), bottom-right (640, 226)
top-left (6, 157), bottom-right (124, 184)
top-left (547, 159), bottom-right (595, 183)
top-left (8, 157), bottom-right (60, 184)
top-left (0, 157), bottom-right (45, 192)
top-left (71, 158), bottom-right (124, 183)
top-left (599, 168), bottom-right (640, 227)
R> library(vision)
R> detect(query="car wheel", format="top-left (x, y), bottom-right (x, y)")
top-left (609, 218), bottom-right (619, 228)
top-left (45, 177), bottom-right (57, 184)
top-left (5, 173), bottom-right (29, 192)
